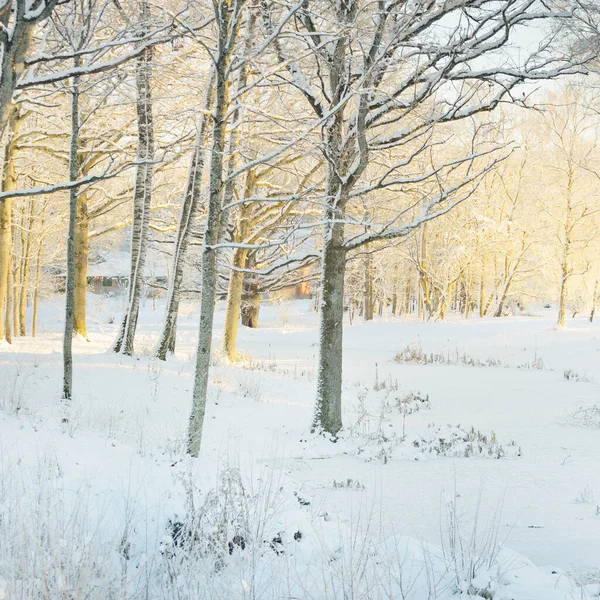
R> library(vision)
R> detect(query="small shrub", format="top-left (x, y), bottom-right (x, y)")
top-left (332, 478), bottom-right (365, 490)
top-left (575, 486), bottom-right (594, 504)
top-left (564, 369), bottom-right (591, 383)
top-left (411, 424), bottom-right (521, 460)
top-left (396, 391), bottom-right (430, 415)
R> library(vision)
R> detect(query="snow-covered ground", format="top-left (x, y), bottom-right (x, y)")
top-left (1, 295), bottom-right (600, 599)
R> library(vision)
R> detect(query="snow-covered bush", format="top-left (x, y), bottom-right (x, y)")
top-left (396, 390), bottom-right (431, 415)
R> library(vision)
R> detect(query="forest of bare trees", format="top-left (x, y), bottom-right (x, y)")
top-left (0, 0), bottom-right (599, 456)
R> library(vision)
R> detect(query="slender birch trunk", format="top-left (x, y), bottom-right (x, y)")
top-left (478, 254), bottom-right (485, 317)
top-left (4, 266), bottom-right (12, 343)
top-left (418, 223), bottom-right (433, 319)
top-left (17, 198), bottom-right (34, 335)
top-left (12, 224), bottom-right (20, 336)
top-left (557, 254), bottom-right (569, 328)
top-left (32, 217), bottom-right (44, 337)
top-left (557, 178), bottom-right (573, 329)
top-left (156, 75), bottom-right (214, 360)
top-left (363, 252), bottom-right (374, 321)
top-left (187, 0), bottom-right (243, 457)
top-left (114, 1), bottom-right (154, 355)
top-left (63, 65), bottom-right (80, 401)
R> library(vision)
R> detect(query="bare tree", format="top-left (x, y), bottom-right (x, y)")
top-left (262, 0), bottom-right (593, 436)
top-left (0, 106), bottom-right (27, 341)
top-left (113, 0), bottom-right (155, 355)
top-left (187, 0), bottom-right (247, 457)
top-left (155, 70), bottom-right (213, 360)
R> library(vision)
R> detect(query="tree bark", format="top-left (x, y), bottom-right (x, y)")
top-left (557, 256), bottom-right (569, 328)
top-left (479, 254), bottom-right (485, 317)
top-left (32, 224), bottom-right (44, 337)
top-left (114, 2), bottom-right (154, 356)
top-left (18, 198), bottom-right (34, 335)
top-left (12, 224), bottom-right (20, 336)
top-left (72, 191), bottom-right (89, 338)
top-left (418, 223), bottom-right (433, 320)
top-left (590, 279), bottom-right (598, 323)
top-left (155, 75), bottom-right (214, 360)
top-left (63, 65), bottom-right (80, 401)
top-left (187, 0), bottom-right (242, 457)
top-left (0, 105), bottom-right (23, 341)
top-left (223, 248), bottom-right (249, 360)
top-left (313, 218), bottom-right (346, 436)
top-left (241, 252), bottom-right (260, 328)
top-left (363, 252), bottom-right (374, 321)
top-left (4, 265), bottom-right (12, 343)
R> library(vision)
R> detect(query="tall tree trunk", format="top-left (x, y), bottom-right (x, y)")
top-left (418, 223), bottom-right (433, 319)
top-left (63, 65), bottom-right (80, 401)
top-left (363, 252), bottom-right (374, 321)
top-left (114, 3), bottom-right (154, 356)
top-left (4, 266), bottom-right (12, 343)
top-left (32, 222), bottom-right (44, 337)
top-left (0, 105), bottom-right (22, 341)
top-left (155, 75), bottom-right (214, 360)
top-left (557, 228), bottom-right (571, 328)
top-left (313, 217), bottom-right (346, 436)
top-left (12, 224), bottom-right (20, 336)
top-left (240, 252), bottom-right (260, 328)
top-left (73, 191), bottom-right (89, 338)
top-left (18, 198), bottom-right (34, 335)
top-left (404, 278), bottom-right (411, 314)
top-left (223, 247), bottom-right (249, 360)
top-left (222, 184), bottom-right (253, 359)
top-left (557, 258), bottom-right (569, 328)
top-left (187, 0), bottom-right (241, 457)
top-left (590, 279), bottom-right (598, 323)
top-left (479, 254), bottom-right (485, 317)
top-left (464, 275), bottom-right (471, 318)
top-left (312, 100), bottom-right (347, 436)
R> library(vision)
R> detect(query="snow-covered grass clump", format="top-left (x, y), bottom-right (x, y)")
top-left (394, 341), bottom-right (505, 368)
top-left (340, 422), bottom-right (521, 464)
top-left (394, 341), bottom-right (547, 371)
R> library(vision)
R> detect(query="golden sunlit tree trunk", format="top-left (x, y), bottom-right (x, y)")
top-left (73, 191), bottom-right (89, 338)
top-left (0, 105), bottom-right (24, 341)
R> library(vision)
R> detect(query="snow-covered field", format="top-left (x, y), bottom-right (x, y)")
top-left (1, 296), bottom-right (600, 599)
